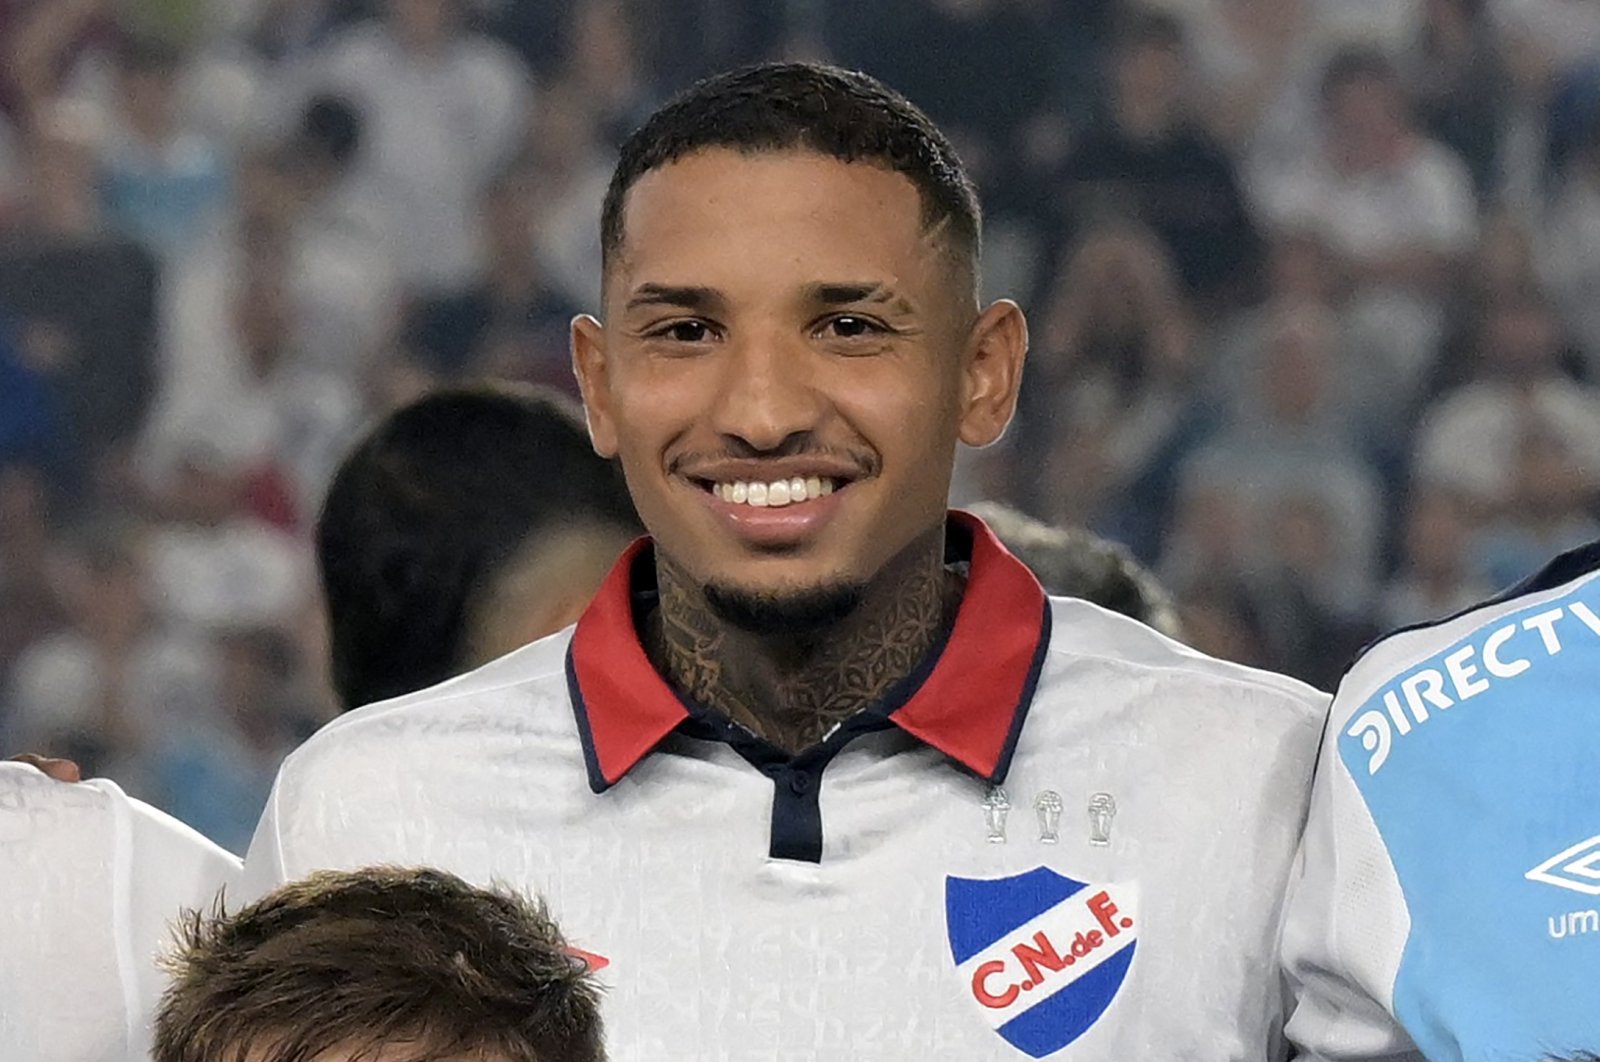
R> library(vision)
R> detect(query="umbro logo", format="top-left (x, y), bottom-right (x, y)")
top-left (1526, 835), bottom-right (1600, 896)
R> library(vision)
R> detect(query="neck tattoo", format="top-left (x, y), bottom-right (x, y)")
top-left (643, 525), bottom-right (964, 755)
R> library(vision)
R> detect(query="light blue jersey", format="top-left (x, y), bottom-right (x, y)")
top-left (1282, 542), bottom-right (1600, 1062)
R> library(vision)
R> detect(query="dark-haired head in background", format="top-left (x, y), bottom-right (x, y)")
top-left (316, 385), bottom-right (640, 710)
top-left (153, 865), bottom-right (605, 1062)
top-left (967, 501), bottom-right (1183, 639)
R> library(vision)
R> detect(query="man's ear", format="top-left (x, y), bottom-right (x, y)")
top-left (956, 299), bottom-right (1029, 448)
top-left (571, 314), bottom-right (619, 457)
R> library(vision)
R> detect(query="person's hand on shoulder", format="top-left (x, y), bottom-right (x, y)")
top-left (6, 754), bottom-right (82, 782)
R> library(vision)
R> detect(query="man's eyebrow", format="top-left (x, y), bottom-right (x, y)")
top-left (804, 282), bottom-right (916, 313)
top-left (624, 284), bottom-right (725, 312)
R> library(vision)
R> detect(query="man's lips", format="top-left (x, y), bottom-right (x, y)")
top-left (682, 470), bottom-right (856, 547)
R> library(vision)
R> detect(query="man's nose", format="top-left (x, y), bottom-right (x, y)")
top-left (707, 333), bottom-right (825, 452)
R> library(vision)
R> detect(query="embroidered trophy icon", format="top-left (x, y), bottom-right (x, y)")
top-left (982, 785), bottom-right (1011, 844)
top-left (1087, 792), bottom-right (1117, 847)
top-left (1034, 790), bottom-right (1063, 843)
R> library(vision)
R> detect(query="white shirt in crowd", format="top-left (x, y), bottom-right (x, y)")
top-left (0, 763), bottom-right (240, 1061)
top-left (242, 514), bottom-right (1327, 1060)
top-left (297, 21), bottom-right (532, 292)
top-left (1413, 378), bottom-right (1600, 506)
top-left (1256, 137), bottom-right (1477, 268)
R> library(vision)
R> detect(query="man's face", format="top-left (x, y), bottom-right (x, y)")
top-left (574, 149), bottom-right (1023, 612)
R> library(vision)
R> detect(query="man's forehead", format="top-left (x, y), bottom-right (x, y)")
top-left (609, 149), bottom-right (944, 301)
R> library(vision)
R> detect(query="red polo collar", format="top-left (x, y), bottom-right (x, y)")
top-left (565, 510), bottom-right (1050, 792)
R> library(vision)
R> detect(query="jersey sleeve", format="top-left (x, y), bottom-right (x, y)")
top-left (122, 791), bottom-right (242, 1054)
top-left (1279, 694), bottom-right (1424, 1061)
top-left (237, 767), bottom-right (292, 904)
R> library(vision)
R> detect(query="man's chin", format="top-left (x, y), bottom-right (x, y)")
top-left (702, 579), bottom-right (866, 636)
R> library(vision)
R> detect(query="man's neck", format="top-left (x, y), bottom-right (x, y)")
top-left (644, 524), bottom-right (963, 755)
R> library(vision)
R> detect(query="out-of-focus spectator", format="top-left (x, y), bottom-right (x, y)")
top-left (295, 0), bottom-right (532, 292)
top-left (140, 443), bottom-right (308, 634)
top-left (3, 529), bottom-right (216, 790)
top-left (1258, 47), bottom-right (1479, 404)
top-left (0, 318), bottom-right (72, 488)
top-left (1162, 342), bottom-right (1387, 686)
top-left (1159, 449), bottom-right (1257, 593)
top-left (404, 160), bottom-right (581, 392)
top-left (1184, 0), bottom-right (1315, 156)
top-left (150, 625), bottom-right (320, 854)
top-left (1213, 300), bottom-right (1362, 449)
top-left (1378, 484), bottom-right (1494, 629)
top-left (1019, 224), bottom-right (1198, 535)
top-left (1541, 111), bottom-right (1600, 376)
top-left (141, 240), bottom-right (363, 528)
top-left (830, 0), bottom-right (1063, 208)
top-left (556, 0), bottom-right (653, 139)
top-left (0, 463), bottom-right (66, 700)
top-left (155, 97), bottom-right (393, 454)
top-left (1413, 287), bottom-right (1600, 507)
top-left (1434, 210), bottom-right (1555, 394)
top-left (1402, 0), bottom-right (1510, 198)
top-left (1259, 46), bottom-right (1478, 295)
top-left (6, 0), bottom-right (117, 127)
top-left (1251, 487), bottom-right (1380, 687)
top-left (523, 83), bottom-right (623, 308)
top-left (262, 94), bottom-right (396, 378)
top-left (94, 34), bottom-right (230, 261)
top-left (1492, 0), bottom-right (1600, 96)
top-left (0, 111), bottom-right (158, 501)
top-left (1468, 410), bottom-right (1600, 587)
top-left (1058, 7), bottom-right (1261, 304)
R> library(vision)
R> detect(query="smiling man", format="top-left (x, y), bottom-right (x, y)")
top-left (241, 63), bottom-right (1327, 1059)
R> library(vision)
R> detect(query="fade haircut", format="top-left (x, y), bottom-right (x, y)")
top-left (600, 61), bottom-right (981, 289)
top-left (154, 867), bottom-right (605, 1062)
top-left (317, 385), bottom-right (641, 710)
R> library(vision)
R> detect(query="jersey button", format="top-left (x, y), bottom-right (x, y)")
top-left (789, 769), bottom-right (813, 795)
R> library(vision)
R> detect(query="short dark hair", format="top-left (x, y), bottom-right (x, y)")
top-left (154, 866), bottom-right (605, 1062)
top-left (297, 94), bottom-right (363, 168)
top-left (600, 62), bottom-right (980, 284)
top-left (316, 385), bottom-right (641, 710)
top-left (1320, 46), bottom-right (1400, 101)
top-left (968, 502), bottom-right (1183, 638)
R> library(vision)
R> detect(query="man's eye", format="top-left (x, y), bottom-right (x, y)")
top-left (820, 315), bottom-right (883, 339)
top-left (652, 320), bottom-right (714, 343)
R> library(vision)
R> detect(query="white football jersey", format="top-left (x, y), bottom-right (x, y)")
top-left (242, 514), bottom-right (1327, 1060)
top-left (1282, 542), bottom-right (1600, 1061)
top-left (0, 763), bottom-right (241, 1061)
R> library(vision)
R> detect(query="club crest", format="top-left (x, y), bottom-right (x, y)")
top-left (945, 867), bottom-right (1138, 1057)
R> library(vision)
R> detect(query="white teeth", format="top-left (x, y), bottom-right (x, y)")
top-left (711, 477), bottom-right (840, 506)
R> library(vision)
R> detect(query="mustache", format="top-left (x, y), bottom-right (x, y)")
top-left (666, 442), bottom-right (880, 477)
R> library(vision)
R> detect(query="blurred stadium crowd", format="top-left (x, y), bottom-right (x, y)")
top-left (2, 0), bottom-right (1598, 851)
